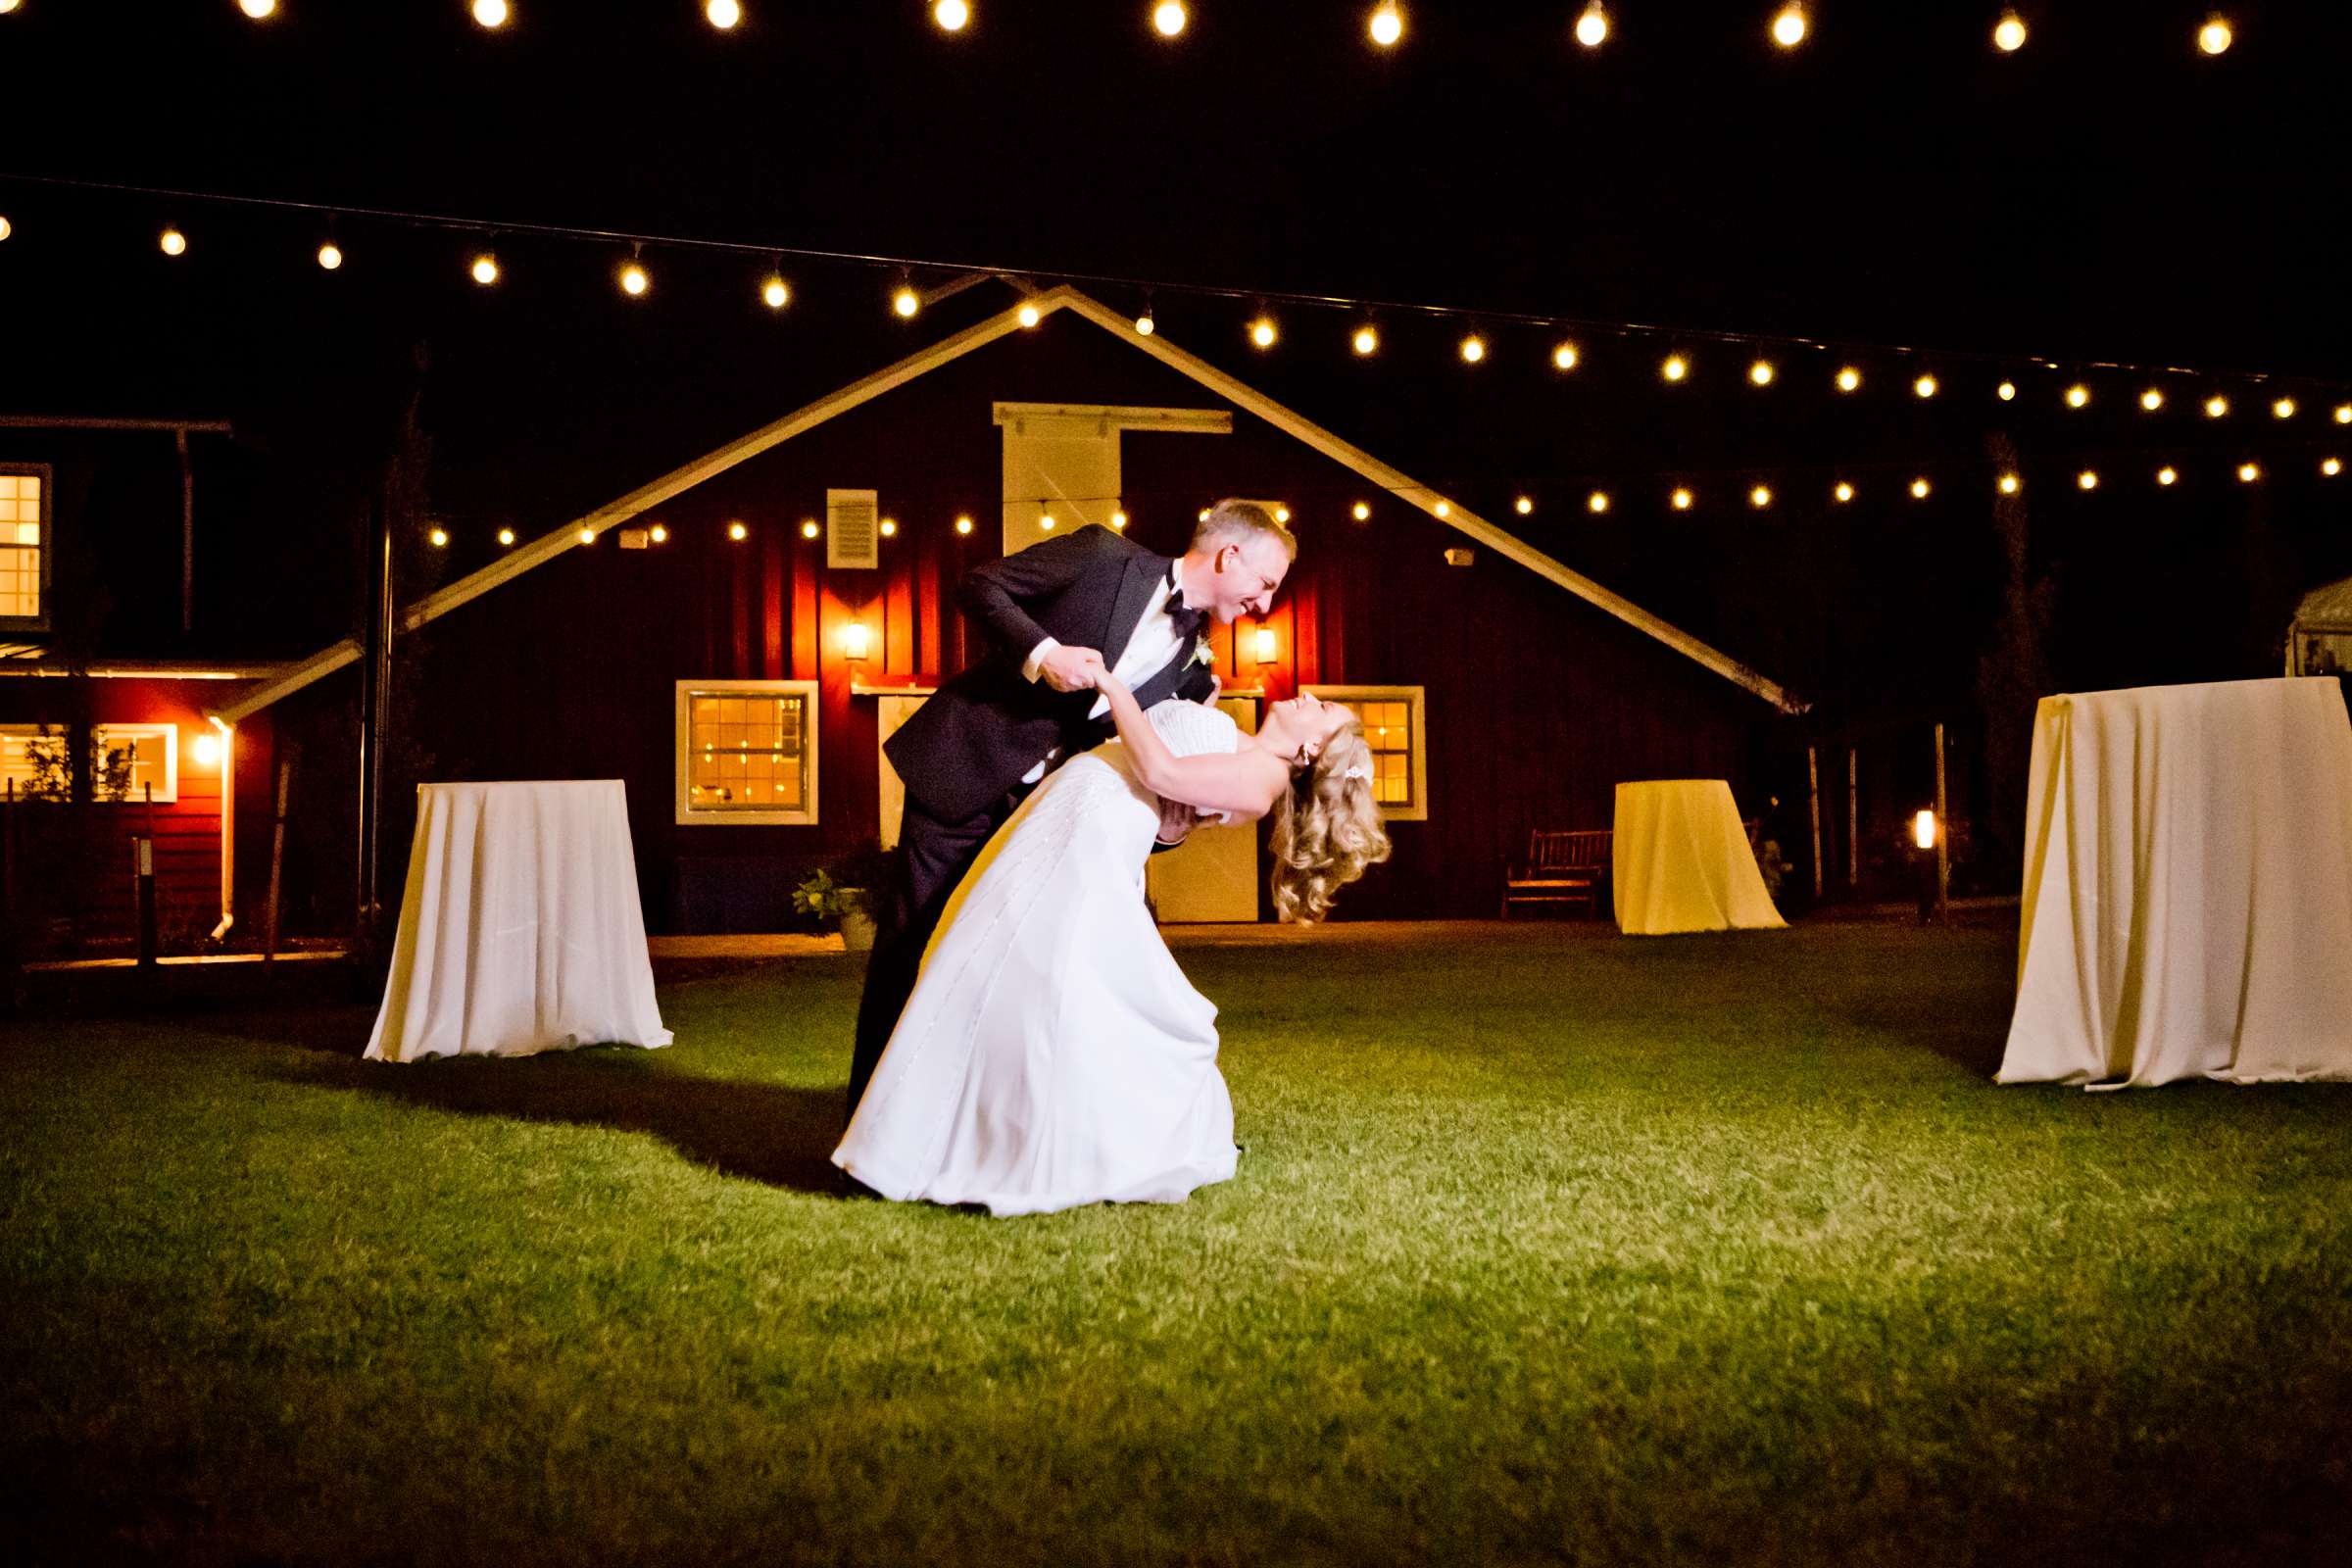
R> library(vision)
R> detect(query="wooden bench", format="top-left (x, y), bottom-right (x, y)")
top-left (1502, 828), bottom-right (1613, 918)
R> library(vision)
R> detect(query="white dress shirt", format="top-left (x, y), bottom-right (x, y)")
top-left (1019, 564), bottom-right (1193, 782)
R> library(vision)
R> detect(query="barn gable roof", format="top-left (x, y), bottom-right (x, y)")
top-left (217, 283), bottom-right (1801, 721)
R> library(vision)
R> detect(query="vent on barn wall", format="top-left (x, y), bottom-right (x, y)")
top-left (827, 488), bottom-right (880, 570)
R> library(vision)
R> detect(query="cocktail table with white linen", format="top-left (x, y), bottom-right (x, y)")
top-left (366, 780), bottom-right (673, 1063)
top-left (1612, 778), bottom-right (1787, 936)
top-left (1997, 677), bottom-right (2352, 1088)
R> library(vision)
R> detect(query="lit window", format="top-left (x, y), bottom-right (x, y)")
top-left (0, 721), bottom-right (176, 803)
top-left (0, 466), bottom-right (50, 628)
top-left (674, 680), bottom-right (819, 825)
top-left (1301, 684), bottom-right (1427, 821)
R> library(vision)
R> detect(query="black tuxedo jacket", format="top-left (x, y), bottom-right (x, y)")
top-left (887, 524), bottom-right (1218, 824)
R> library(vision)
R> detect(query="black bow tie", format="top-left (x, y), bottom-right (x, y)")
top-left (1168, 599), bottom-right (1207, 643)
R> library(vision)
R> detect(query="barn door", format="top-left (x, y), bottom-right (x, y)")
top-left (1145, 696), bottom-right (1261, 922)
top-left (876, 694), bottom-right (929, 850)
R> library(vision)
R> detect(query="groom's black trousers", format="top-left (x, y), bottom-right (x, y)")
top-left (847, 785), bottom-right (1032, 1120)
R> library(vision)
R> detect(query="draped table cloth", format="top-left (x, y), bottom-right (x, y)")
top-left (1612, 779), bottom-right (1787, 936)
top-left (367, 780), bottom-right (672, 1063)
top-left (1997, 677), bottom-right (2352, 1088)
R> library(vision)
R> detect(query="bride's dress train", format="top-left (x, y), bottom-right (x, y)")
top-left (833, 701), bottom-right (1242, 1217)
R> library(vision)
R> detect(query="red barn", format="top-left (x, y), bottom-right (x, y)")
top-left (91, 285), bottom-right (1804, 938)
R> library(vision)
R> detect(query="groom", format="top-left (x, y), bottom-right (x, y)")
top-left (847, 500), bottom-right (1298, 1116)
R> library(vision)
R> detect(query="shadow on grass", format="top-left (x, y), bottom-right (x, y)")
top-left (279, 1048), bottom-right (857, 1197)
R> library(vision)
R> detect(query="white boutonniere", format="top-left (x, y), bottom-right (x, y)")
top-left (1189, 635), bottom-right (1214, 667)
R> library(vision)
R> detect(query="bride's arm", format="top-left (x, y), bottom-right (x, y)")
top-left (1094, 672), bottom-right (1288, 821)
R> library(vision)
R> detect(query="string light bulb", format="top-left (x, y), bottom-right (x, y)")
top-left (893, 285), bottom-right (920, 318)
top-left (1993, 10), bottom-right (2025, 51)
top-left (2238, 462), bottom-right (2260, 482)
top-left (1834, 482), bottom-right (1854, 503)
top-left (1017, 303), bottom-right (1041, 327)
top-left (2205, 394), bottom-right (2229, 417)
top-left (1672, 488), bottom-right (1694, 511)
top-left (762, 274), bottom-right (790, 309)
top-left (1459, 333), bottom-right (1486, 364)
top-left (1353, 324), bottom-right (1380, 356)
top-left (2065, 383), bottom-right (2089, 409)
top-left (2198, 16), bottom-right (2231, 56)
top-left (1999, 472), bottom-right (2021, 495)
top-left (801, 519), bottom-right (820, 538)
top-left (1770, 6), bottom-right (1806, 48)
top-left (1553, 341), bottom-right (1580, 370)
top-left (473, 0), bottom-right (510, 27)
top-left (1111, 511), bottom-right (1128, 530)
top-left (471, 253), bottom-right (500, 285)
top-left (1576, 4), bottom-right (1608, 47)
top-left (1836, 367), bottom-right (1861, 392)
top-left (1134, 309), bottom-right (1155, 336)
top-left (879, 518), bottom-right (897, 538)
top-left (650, 523), bottom-right (668, 544)
top-left (707, 0), bottom-right (741, 27)
top-left (577, 527), bottom-right (596, 545)
top-left (1588, 491), bottom-right (1610, 514)
top-left (2325, 459), bottom-right (2343, 477)
top-left (0, 216), bottom-right (11, 241)
top-left (619, 260), bottom-right (650, 297)
top-left (955, 515), bottom-right (974, 535)
top-left (2077, 469), bottom-right (2099, 491)
top-left (1152, 2), bottom-right (1186, 38)
top-left (2157, 466), bottom-right (2178, 486)
top-left (2140, 388), bottom-right (2164, 411)
top-left (1274, 506), bottom-right (1291, 523)
top-left (240, 0), bottom-right (278, 19)
top-left (498, 527), bottom-right (516, 547)
top-left (1040, 514), bottom-right (1056, 530)
top-left (1434, 501), bottom-right (1450, 517)
top-left (160, 227), bottom-right (187, 257)
top-left (1514, 496), bottom-right (1534, 515)
top-left (1352, 501), bottom-right (1371, 520)
top-left (1662, 354), bottom-right (1689, 382)
top-left (1911, 477), bottom-right (1932, 499)
top-left (1250, 316), bottom-right (1278, 349)
top-left (727, 520), bottom-right (749, 541)
top-left (1749, 360), bottom-right (1775, 386)
top-left (935, 0), bottom-right (969, 30)
top-left (1997, 380), bottom-right (2017, 402)
top-left (317, 242), bottom-right (343, 270)
top-left (1369, 5), bottom-right (1403, 48)
top-left (2274, 396), bottom-right (2297, 419)
top-left (428, 527), bottom-right (449, 548)
top-left (1749, 484), bottom-right (1773, 509)
top-left (1914, 373), bottom-right (1938, 398)
top-left (2336, 405), bottom-right (2352, 424)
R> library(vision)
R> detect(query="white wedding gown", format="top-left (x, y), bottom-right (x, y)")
top-left (834, 701), bottom-right (1242, 1216)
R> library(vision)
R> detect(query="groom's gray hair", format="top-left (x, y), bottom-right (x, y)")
top-left (1192, 499), bottom-right (1298, 562)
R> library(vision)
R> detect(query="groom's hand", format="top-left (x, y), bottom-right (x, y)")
top-left (1038, 645), bottom-right (1106, 693)
top-left (1154, 798), bottom-right (1200, 848)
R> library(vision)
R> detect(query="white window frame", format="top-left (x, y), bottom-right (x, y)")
top-left (674, 679), bottom-right (820, 826)
top-left (0, 463), bottom-right (54, 633)
top-left (0, 721), bottom-right (177, 804)
top-left (1302, 684), bottom-right (1427, 822)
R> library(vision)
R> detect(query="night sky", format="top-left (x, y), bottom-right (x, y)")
top-left (5, 0), bottom-right (2352, 714)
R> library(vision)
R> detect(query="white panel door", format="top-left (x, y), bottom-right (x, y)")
top-left (876, 694), bottom-right (929, 850)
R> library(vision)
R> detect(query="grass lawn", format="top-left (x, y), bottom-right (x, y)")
top-left (5, 919), bottom-right (2350, 1566)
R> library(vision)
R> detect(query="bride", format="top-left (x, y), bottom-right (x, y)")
top-left (833, 667), bottom-right (1390, 1216)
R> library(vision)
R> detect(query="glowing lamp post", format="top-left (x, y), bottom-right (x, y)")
top-left (1911, 809), bottom-right (1939, 923)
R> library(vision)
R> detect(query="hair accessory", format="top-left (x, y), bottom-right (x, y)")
top-left (1343, 763), bottom-right (1370, 781)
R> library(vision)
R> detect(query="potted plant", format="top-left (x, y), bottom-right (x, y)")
top-left (794, 840), bottom-right (894, 953)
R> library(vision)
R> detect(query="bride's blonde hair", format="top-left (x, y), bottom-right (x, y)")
top-left (1270, 715), bottom-right (1392, 922)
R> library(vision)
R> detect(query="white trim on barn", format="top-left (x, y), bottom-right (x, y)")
top-left (212, 283), bottom-right (1803, 721)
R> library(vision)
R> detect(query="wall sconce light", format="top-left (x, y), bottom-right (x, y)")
top-left (192, 731), bottom-right (221, 768)
top-left (842, 623), bottom-right (871, 662)
top-left (1253, 627), bottom-right (1276, 664)
top-left (1911, 808), bottom-right (1937, 850)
